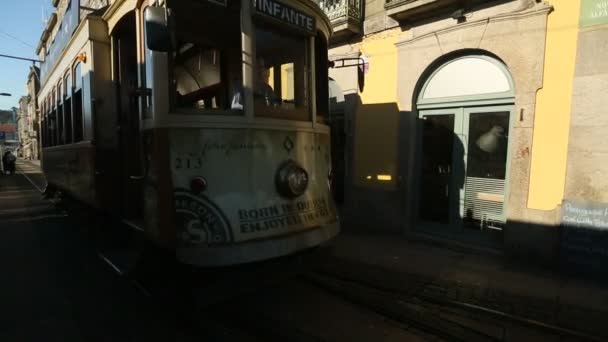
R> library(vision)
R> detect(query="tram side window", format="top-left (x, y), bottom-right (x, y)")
top-left (43, 101), bottom-right (48, 147)
top-left (73, 63), bottom-right (84, 142)
top-left (41, 102), bottom-right (47, 148)
top-left (170, 1), bottom-right (242, 114)
top-left (254, 26), bottom-right (310, 121)
top-left (64, 73), bottom-right (73, 144)
top-left (49, 94), bottom-right (57, 147)
top-left (57, 83), bottom-right (64, 145)
top-left (41, 118), bottom-right (46, 148)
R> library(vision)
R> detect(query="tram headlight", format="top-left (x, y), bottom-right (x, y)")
top-left (190, 176), bottom-right (208, 194)
top-left (275, 160), bottom-right (309, 199)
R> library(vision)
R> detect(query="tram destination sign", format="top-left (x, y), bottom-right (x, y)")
top-left (560, 199), bottom-right (608, 276)
top-left (253, 0), bottom-right (315, 34)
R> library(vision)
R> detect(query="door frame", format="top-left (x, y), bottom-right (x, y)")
top-left (112, 11), bottom-right (145, 223)
top-left (416, 107), bottom-right (463, 232)
top-left (414, 102), bottom-right (515, 248)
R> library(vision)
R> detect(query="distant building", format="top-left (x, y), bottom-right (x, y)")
top-left (20, 66), bottom-right (41, 160)
top-left (0, 123), bottom-right (17, 141)
top-left (0, 109), bottom-right (17, 145)
top-left (17, 95), bottom-right (37, 160)
top-left (0, 109), bottom-right (14, 124)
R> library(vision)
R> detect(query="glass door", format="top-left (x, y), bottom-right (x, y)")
top-left (462, 106), bottom-right (512, 237)
top-left (417, 109), bottom-right (464, 233)
top-left (416, 106), bottom-right (512, 247)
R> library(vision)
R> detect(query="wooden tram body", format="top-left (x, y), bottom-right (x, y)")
top-left (38, 0), bottom-right (338, 266)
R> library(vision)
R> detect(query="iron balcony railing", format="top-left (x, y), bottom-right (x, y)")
top-left (385, 0), bottom-right (417, 7)
top-left (319, 0), bottom-right (362, 25)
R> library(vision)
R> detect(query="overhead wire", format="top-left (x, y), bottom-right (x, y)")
top-left (0, 29), bottom-right (36, 50)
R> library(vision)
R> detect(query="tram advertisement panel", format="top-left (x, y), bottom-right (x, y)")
top-left (169, 128), bottom-right (337, 246)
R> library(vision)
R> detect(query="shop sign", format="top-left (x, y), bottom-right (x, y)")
top-left (560, 199), bottom-right (608, 276)
top-left (253, 0), bottom-right (315, 34)
top-left (580, 0), bottom-right (608, 28)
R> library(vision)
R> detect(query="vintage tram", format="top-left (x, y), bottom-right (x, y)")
top-left (38, 0), bottom-right (338, 266)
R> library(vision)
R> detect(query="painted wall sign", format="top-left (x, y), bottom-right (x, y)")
top-left (40, 0), bottom-right (80, 85)
top-left (580, 0), bottom-right (608, 28)
top-left (560, 199), bottom-right (608, 275)
top-left (253, 0), bottom-right (315, 34)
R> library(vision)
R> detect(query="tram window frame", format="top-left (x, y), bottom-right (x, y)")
top-left (167, 0), bottom-right (244, 115)
top-left (72, 62), bottom-right (84, 142)
top-left (252, 23), bottom-right (312, 121)
top-left (42, 99), bottom-right (46, 148)
top-left (41, 102), bottom-right (47, 148)
top-left (63, 71), bottom-right (73, 144)
top-left (315, 33), bottom-right (329, 124)
top-left (51, 91), bottom-right (58, 147)
top-left (47, 95), bottom-right (52, 147)
top-left (141, 7), bottom-right (151, 119)
top-left (57, 81), bottom-right (65, 145)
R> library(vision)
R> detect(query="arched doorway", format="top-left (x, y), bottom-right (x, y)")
top-left (415, 55), bottom-right (515, 247)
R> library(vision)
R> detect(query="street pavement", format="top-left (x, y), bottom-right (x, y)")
top-left (320, 233), bottom-right (608, 339)
top-left (0, 159), bottom-right (197, 342)
top-left (3, 159), bottom-right (607, 341)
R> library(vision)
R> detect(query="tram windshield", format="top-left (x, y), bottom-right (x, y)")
top-left (254, 25), bottom-right (310, 121)
top-left (170, 0), bottom-right (242, 113)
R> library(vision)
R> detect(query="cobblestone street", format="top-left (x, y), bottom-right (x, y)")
top-left (1, 160), bottom-right (607, 341)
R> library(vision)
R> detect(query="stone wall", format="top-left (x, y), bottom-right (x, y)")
top-left (328, 0), bottom-right (564, 262)
top-left (395, 2), bottom-right (557, 261)
top-left (564, 25), bottom-right (608, 202)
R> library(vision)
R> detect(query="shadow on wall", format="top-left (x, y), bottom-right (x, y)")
top-left (340, 101), bottom-right (468, 236)
top-left (336, 100), bottom-right (415, 234)
top-left (337, 100), bottom-right (563, 269)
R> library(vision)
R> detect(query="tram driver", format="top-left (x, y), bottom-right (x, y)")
top-left (231, 58), bottom-right (280, 110)
top-left (254, 58), bottom-right (280, 105)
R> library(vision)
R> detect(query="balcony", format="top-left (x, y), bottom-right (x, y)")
top-left (319, 0), bottom-right (362, 41)
top-left (384, 0), bottom-right (462, 22)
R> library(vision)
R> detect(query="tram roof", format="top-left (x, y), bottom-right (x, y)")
top-left (103, 0), bottom-right (332, 36)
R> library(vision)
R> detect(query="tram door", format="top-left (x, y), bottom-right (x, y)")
top-left (113, 13), bottom-right (144, 226)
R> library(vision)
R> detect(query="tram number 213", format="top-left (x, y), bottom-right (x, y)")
top-left (174, 156), bottom-right (203, 169)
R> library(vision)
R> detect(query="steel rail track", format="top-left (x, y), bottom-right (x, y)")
top-left (305, 273), bottom-right (504, 342)
top-left (311, 271), bottom-right (607, 342)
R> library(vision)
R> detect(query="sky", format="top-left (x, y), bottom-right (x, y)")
top-left (0, 0), bottom-right (55, 111)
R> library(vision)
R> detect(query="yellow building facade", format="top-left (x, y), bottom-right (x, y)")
top-left (324, 0), bottom-right (608, 263)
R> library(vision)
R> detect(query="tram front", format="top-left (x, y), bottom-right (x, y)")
top-left (141, 0), bottom-right (338, 266)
